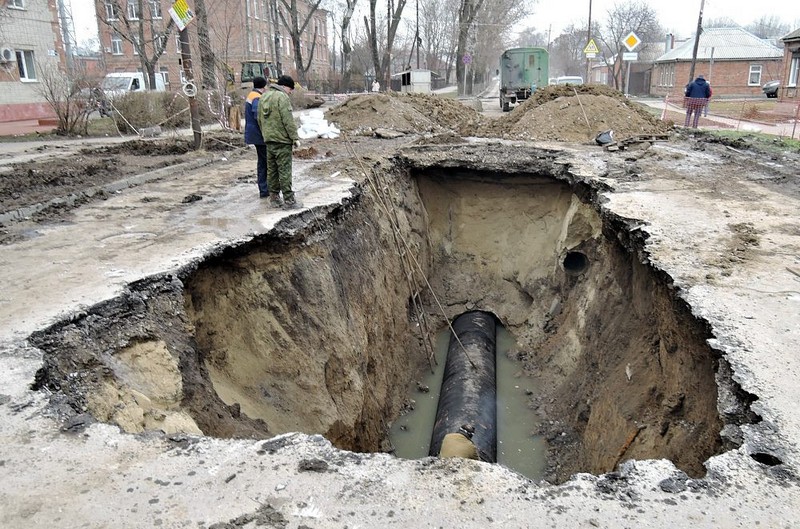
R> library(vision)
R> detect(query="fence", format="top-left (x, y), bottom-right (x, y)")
top-left (659, 95), bottom-right (800, 139)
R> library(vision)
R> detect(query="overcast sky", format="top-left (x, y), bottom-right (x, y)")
top-left (70, 0), bottom-right (800, 45)
top-left (523, 0), bottom-right (799, 39)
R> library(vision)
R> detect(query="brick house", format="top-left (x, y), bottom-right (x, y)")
top-left (650, 27), bottom-right (783, 98)
top-left (0, 0), bottom-right (65, 124)
top-left (779, 28), bottom-right (800, 101)
top-left (95, 0), bottom-right (329, 91)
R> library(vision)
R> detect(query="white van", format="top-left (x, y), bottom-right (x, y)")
top-left (101, 72), bottom-right (166, 98)
top-left (554, 76), bottom-right (584, 85)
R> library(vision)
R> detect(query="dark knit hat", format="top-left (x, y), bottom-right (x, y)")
top-left (277, 75), bottom-right (295, 89)
top-left (253, 76), bottom-right (267, 89)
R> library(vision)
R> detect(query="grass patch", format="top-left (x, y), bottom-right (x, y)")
top-left (699, 129), bottom-right (800, 154)
top-left (87, 117), bottom-right (124, 137)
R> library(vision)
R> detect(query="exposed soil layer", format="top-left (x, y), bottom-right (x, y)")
top-left (29, 142), bottom-right (761, 485)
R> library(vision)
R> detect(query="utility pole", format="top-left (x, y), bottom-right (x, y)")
top-left (688, 0), bottom-right (705, 84)
top-left (586, 0), bottom-right (592, 84)
top-left (415, 0), bottom-right (420, 68)
top-left (179, 28), bottom-right (202, 150)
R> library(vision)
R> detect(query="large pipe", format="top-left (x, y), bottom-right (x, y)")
top-left (429, 311), bottom-right (497, 462)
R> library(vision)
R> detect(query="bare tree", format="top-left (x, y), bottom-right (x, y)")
top-left (419, 0), bottom-right (459, 82)
top-left (469, 0), bottom-right (530, 92)
top-left (95, 0), bottom-right (174, 90)
top-left (514, 27), bottom-right (549, 49)
top-left (36, 61), bottom-right (97, 135)
top-left (193, 0), bottom-right (217, 88)
top-left (337, 0), bottom-right (358, 89)
top-left (277, 0), bottom-right (323, 84)
top-left (454, 0), bottom-right (485, 95)
top-left (364, 0), bottom-right (408, 88)
top-left (596, 0), bottom-right (661, 90)
top-left (550, 23), bottom-right (588, 77)
top-left (745, 15), bottom-right (790, 38)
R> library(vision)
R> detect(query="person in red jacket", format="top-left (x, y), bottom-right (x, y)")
top-left (244, 76), bottom-right (268, 198)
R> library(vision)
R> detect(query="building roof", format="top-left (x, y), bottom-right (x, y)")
top-left (782, 28), bottom-right (800, 41)
top-left (655, 27), bottom-right (782, 62)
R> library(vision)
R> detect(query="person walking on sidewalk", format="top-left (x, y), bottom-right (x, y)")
top-left (244, 76), bottom-right (268, 198)
top-left (258, 75), bottom-right (302, 209)
top-left (684, 75), bottom-right (711, 128)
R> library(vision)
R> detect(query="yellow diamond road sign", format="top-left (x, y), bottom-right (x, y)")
top-left (583, 39), bottom-right (600, 55)
top-left (623, 32), bottom-right (641, 52)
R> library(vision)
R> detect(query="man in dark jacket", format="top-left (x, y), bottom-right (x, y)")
top-left (684, 75), bottom-right (711, 128)
top-left (257, 75), bottom-right (302, 209)
top-left (244, 76), bottom-right (268, 198)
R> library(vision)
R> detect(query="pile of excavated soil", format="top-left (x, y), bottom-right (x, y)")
top-left (479, 84), bottom-right (671, 143)
top-left (324, 86), bottom-right (669, 143)
top-left (325, 93), bottom-right (440, 134)
top-left (398, 93), bottom-right (486, 135)
top-left (325, 93), bottom-right (487, 136)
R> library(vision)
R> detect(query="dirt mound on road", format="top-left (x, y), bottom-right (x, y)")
top-left (326, 94), bottom-right (438, 134)
top-left (325, 93), bottom-right (486, 135)
top-left (480, 84), bottom-right (671, 143)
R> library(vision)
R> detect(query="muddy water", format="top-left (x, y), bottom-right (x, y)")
top-left (389, 325), bottom-right (546, 480)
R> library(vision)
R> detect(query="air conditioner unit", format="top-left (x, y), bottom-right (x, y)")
top-left (0, 47), bottom-right (14, 63)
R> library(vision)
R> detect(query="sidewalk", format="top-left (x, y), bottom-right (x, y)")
top-left (0, 119), bottom-right (58, 137)
top-left (638, 98), bottom-right (800, 138)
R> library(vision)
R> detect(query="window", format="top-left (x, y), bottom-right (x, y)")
top-left (748, 64), bottom-right (762, 86)
top-left (175, 34), bottom-right (181, 53)
top-left (789, 56), bottom-right (799, 87)
top-left (154, 34), bottom-right (167, 54)
top-left (127, 0), bottom-right (140, 20)
top-left (160, 67), bottom-right (169, 86)
top-left (16, 50), bottom-right (35, 80)
top-left (253, 0), bottom-right (259, 19)
top-left (255, 31), bottom-right (261, 52)
top-left (149, 0), bottom-right (162, 19)
top-left (8, 0), bottom-right (24, 8)
top-left (104, 0), bottom-right (118, 20)
top-left (132, 35), bottom-right (140, 55)
top-left (111, 33), bottom-right (123, 55)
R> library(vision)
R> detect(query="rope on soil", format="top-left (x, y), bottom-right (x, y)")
top-left (341, 131), bottom-right (478, 370)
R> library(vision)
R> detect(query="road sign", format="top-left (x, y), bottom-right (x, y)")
top-left (622, 31), bottom-right (641, 52)
top-left (462, 53), bottom-right (472, 65)
top-left (583, 39), bottom-right (600, 55)
top-left (622, 52), bottom-right (638, 61)
top-left (169, 0), bottom-right (195, 31)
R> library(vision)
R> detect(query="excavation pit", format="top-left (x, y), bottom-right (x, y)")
top-left (29, 148), bottom-right (756, 484)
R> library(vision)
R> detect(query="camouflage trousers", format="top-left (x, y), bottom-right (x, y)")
top-left (265, 141), bottom-right (294, 201)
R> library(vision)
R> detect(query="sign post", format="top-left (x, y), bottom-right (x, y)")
top-left (583, 39), bottom-right (600, 81)
top-left (170, 0), bottom-right (201, 149)
top-left (621, 32), bottom-right (641, 96)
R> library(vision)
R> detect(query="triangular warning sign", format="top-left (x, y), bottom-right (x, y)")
top-left (583, 39), bottom-right (600, 54)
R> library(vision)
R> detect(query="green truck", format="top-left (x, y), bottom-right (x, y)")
top-left (498, 47), bottom-right (549, 112)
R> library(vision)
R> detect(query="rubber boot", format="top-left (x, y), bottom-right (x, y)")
top-left (283, 195), bottom-right (303, 209)
top-left (268, 192), bottom-right (283, 208)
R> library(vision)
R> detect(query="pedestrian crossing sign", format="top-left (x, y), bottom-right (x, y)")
top-left (583, 39), bottom-right (600, 55)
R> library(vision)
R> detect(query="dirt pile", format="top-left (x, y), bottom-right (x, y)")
top-left (480, 84), bottom-right (671, 143)
top-left (326, 93), bottom-right (439, 134)
top-left (399, 93), bottom-right (486, 135)
top-left (325, 93), bottom-right (486, 135)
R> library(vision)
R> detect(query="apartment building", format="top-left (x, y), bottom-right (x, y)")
top-left (0, 0), bottom-right (65, 124)
top-left (96, 0), bottom-right (329, 90)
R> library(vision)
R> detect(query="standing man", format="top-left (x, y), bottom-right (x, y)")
top-left (258, 75), bottom-right (301, 209)
top-left (371, 79), bottom-right (380, 93)
top-left (684, 74), bottom-right (711, 128)
top-left (244, 76), bottom-right (268, 198)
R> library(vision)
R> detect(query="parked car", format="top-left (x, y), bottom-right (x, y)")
top-left (762, 80), bottom-right (780, 98)
top-left (554, 76), bottom-right (584, 85)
